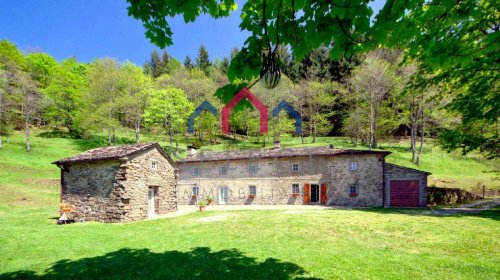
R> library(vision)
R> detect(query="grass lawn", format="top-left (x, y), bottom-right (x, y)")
top-left (0, 129), bottom-right (499, 279)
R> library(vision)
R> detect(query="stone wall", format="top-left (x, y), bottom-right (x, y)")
top-left (177, 153), bottom-right (385, 207)
top-left (427, 186), bottom-right (482, 205)
top-left (384, 163), bottom-right (428, 207)
top-left (61, 147), bottom-right (177, 223)
top-left (123, 148), bottom-right (177, 221)
top-left (62, 161), bottom-right (124, 222)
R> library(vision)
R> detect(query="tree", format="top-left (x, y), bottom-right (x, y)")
top-left (128, 0), bottom-right (498, 157)
top-left (143, 87), bottom-right (193, 156)
top-left (349, 53), bottom-right (398, 149)
top-left (25, 52), bottom-right (58, 88)
top-left (17, 72), bottom-right (39, 152)
top-left (43, 58), bottom-right (87, 134)
top-left (120, 62), bottom-right (152, 143)
top-left (144, 49), bottom-right (177, 78)
top-left (184, 55), bottom-right (193, 70)
top-left (195, 45), bottom-right (211, 75)
top-left (81, 58), bottom-right (123, 145)
top-left (0, 40), bottom-right (25, 148)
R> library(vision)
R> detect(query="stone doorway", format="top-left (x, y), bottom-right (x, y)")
top-left (148, 186), bottom-right (159, 217)
top-left (310, 184), bottom-right (320, 203)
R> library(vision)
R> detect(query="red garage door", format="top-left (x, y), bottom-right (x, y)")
top-left (390, 180), bottom-right (420, 207)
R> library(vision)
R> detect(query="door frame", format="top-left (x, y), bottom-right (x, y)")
top-left (219, 186), bottom-right (229, 205)
top-left (147, 187), bottom-right (155, 217)
top-left (310, 184), bottom-right (320, 204)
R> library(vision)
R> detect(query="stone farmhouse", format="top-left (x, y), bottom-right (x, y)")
top-left (53, 143), bottom-right (178, 223)
top-left (177, 144), bottom-right (430, 208)
top-left (54, 142), bottom-right (430, 223)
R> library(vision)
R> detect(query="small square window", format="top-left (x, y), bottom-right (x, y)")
top-left (151, 161), bottom-right (158, 170)
top-left (292, 163), bottom-right (299, 172)
top-left (292, 184), bottom-right (300, 194)
top-left (249, 185), bottom-right (257, 195)
top-left (249, 165), bottom-right (257, 174)
top-left (219, 166), bottom-right (227, 175)
top-left (192, 186), bottom-right (199, 196)
top-left (193, 168), bottom-right (200, 176)
top-left (349, 185), bottom-right (358, 194)
top-left (349, 161), bottom-right (358, 171)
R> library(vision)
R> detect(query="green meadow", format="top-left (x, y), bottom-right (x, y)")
top-left (0, 130), bottom-right (498, 279)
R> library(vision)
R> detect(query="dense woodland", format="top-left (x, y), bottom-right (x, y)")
top-left (0, 37), bottom-right (497, 163)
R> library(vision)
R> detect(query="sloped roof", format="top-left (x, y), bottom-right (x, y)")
top-left (53, 142), bottom-right (178, 169)
top-left (385, 162), bottom-right (432, 175)
top-left (178, 146), bottom-right (391, 163)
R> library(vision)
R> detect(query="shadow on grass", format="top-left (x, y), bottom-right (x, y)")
top-left (0, 247), bottom-right (321, 280)
top-left (339, 206), bottom-right (500, 221)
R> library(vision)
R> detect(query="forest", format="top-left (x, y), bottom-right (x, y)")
top-left (0, 35), bottom-right (497, 165)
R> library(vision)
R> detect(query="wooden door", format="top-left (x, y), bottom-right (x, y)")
top-left (303, 184), bottom-right (310, 204)
top-left (320, 184), bottom-right (327, 205)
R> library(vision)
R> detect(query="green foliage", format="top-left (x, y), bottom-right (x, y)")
top-left (43, 58), bottom-right (87, 133)
top-left (24, 53), bottom-right (58, 88)
top-left (144, 49), bottom-right (177, 78)
top-left (126, 0), bottom-right (498, 158)
top-left (195, 45), bottom-right (212, 75)
top-left (0, 40), bottom-right (24, 70)
top-left (143, 87), bottom-right (194, 135)
top-left (127, 0), bottom-right (237, 48)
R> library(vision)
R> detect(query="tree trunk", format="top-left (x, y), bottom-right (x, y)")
top-left (113, 127), bottom-right (117, 146)
top-left (410, 120), bottom-right (417, 162)
top-left (135, 120), bottom-right (140, 143)
top-left (416, 99), bottom-right (425, 166)
top-left (25, 112), bottom-right (31, 152)
top-left (169, 129), bottom-right (173, 156)
top-left (369, 98), bottom-right (375, 150)
top-left (175, 140), bottom-right (179, 157)
top-left (108, 129), bottom-right (112, 146)
top-left (312, 121), bottom-right (316, 143)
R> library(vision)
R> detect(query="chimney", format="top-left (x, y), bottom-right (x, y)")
top-left (187, 145), bottom-right (197, 156)
top-left (274, 141), bottom-right (281, 149)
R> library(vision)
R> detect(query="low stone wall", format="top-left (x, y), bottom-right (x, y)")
top-left (427, 186), bottom-right (483, 205)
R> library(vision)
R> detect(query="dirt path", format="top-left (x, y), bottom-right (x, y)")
top-left (431, 198), bottom-right (500, 216)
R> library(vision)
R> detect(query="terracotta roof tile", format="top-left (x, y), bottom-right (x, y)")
top-left (53, 143), bottom-right (177, 168)
top-left (178, 146), bottom-right (391, 163)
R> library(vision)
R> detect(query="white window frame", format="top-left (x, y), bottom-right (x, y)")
top-left (292, 163), bottom-right (299, 172)
top-left (349, 161), bottom-right (358, 171)
top-left (192, 167), bottom-right (200, 176)
top-left (249, 185), bottom-right (257, 196)
top-left (292, 183), bottom-right (300, 194)
top-left (249, 165), bottom-right (257, 174)
top-left (192, 185), bottom-right (199, 196)
top-left (151, 161), bottom-right (158, 171)
top-left (219, 166), bottom-right (228, 175)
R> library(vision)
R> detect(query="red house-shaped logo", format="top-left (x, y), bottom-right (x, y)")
top-left (221, 87), bottom-right (268, 134)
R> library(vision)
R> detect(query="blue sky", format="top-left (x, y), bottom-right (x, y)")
top-left (0, 1), bottom-right (383, 66)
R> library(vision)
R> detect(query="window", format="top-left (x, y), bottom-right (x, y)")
top-left (249, 185), bottom-right (257, 196)
top-left (249, 165), bottom-right (257, 174)
top-left (349, 185), bottom-right (358, 196)
top-left (219, 166), bottom-right (227, 175)
top-left (151, 161), bottom-right (158, 170)
top-left (292, 184), bottom-right (300, 194)
top-left (192, 186), bottom-right (199, 196)
top-left (349, 161), bottom-right (358, 171)
top-left (292, 163), bottom-right (299, 172)
top-left (192, 167), bottom-right (200, 176)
